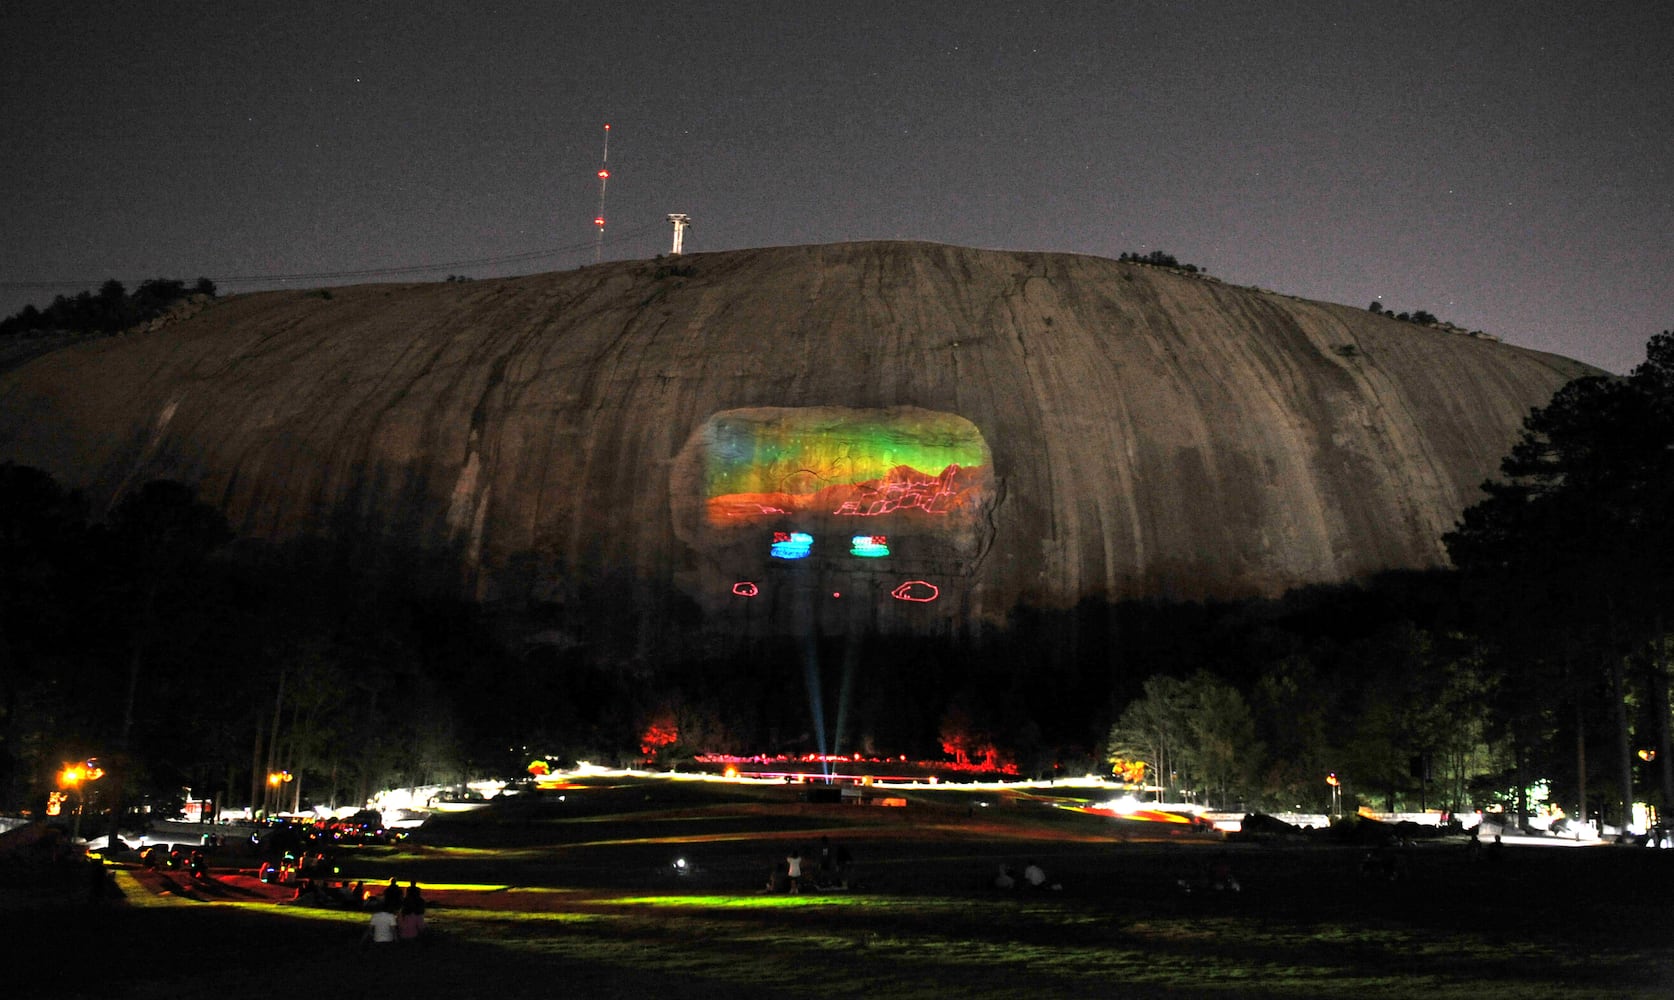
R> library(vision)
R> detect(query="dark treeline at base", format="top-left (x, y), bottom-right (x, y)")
top-left (0, 461), bottom-right (1494, 826)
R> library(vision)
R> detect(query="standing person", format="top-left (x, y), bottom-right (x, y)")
top-left (86, 856), bottom-right (107, 903)
top-left (381, 877), bottom-right (404, 912)
top-left (399, 882), bottom-right (426, 941)
top-left (786, 847), bottom-right (804, 893)
top-left (833, 841), bottom-right (854, 889)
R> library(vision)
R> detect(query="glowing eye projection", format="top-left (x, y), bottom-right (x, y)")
top-left (890, 580), bottom-right (940, 603)
top-left (850, 535), bottom-right (890, 558)
top-left (732, 582), bottom-right (759, 597)
top-left (770, 531), bottom-right (813, 560)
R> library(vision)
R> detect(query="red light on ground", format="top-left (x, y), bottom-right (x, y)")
top-left (598, 169), bottom-right (609, 179)
top-left (594, 217), bottom-right (606, 226)
top-left (832, 591), bottom-right (841, 598)
top-left (732, 582), bottom-right (758, 597)
top-left (603, 124), bottom-right (611, 130)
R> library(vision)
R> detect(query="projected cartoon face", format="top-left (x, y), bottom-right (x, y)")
top-left (673, 406), bottom-right (993, 624)
top-left (702, 409), bottom-right (989, 527)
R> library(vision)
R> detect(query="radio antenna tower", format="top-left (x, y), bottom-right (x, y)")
top-left (592, 123), bottom-right (611, 262)
top-left (667, 214), bottom-right (691, 255)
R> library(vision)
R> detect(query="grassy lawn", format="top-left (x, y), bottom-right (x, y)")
top-left (5, 777), bottom-right (1672, 998)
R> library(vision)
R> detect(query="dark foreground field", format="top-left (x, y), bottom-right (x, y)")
top-left (5, 777), bottom-right (1673, 999)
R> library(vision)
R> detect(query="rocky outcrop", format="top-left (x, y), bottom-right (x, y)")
top-left (0, 242), bottom-right (1593, 634)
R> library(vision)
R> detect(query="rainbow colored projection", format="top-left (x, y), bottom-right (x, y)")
top-left (703, 409), bottom-right (990, 527)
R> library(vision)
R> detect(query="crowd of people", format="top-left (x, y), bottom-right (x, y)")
top-left (763, 836), bottom-right (855, 893)
top-left (994, 859), bottom-right (1062, 891)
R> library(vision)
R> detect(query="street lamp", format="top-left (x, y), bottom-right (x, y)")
top-left (57, 758), bottom-right (105, 843)
top-left (1326, 772), bottom-right (1342, 821)
top-left (265, 770), bottom-right (293, 817)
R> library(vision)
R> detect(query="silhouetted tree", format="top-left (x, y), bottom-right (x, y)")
top-left (1106, 672), bottom-right (1257, 807)
top-left (1448, 332), bottom-right (1674, 828)
top-left (0, 464), bottom-right (93, 810)
top-left (1, 277), bottom-right (214, 337)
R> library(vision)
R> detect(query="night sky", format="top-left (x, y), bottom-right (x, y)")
top-left (3, 2), bottom-right (1668, 374)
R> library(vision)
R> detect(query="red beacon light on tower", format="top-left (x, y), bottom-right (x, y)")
top-left (592, 123), bottom-right (612, 259)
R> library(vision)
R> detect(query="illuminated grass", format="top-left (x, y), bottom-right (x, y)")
top-left (79, 866), bottom-right (1674, 1000)
top-left (426, 901), bottom-right (1647, 999)
top-left (54, 782), bottom-right (1674, 1000)
top-left (611, 893), bottom-right (848, 909)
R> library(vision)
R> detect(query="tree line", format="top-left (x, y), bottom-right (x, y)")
top-left (0, 277), bottom-right (217, 338)
top-left (1118, 250), bottom-right (1206, 274)
top-left (1443, 330), bottom-right (1674, 829)
top-left (1367, 300), bottom-right (1441, 326)
top-left (1098, 331), bottom-right (1674, 828)
top-left (0, 469), bottom-right (549, 826)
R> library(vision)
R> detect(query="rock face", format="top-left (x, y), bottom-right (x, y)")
top-left (0, 242), bottom-right (1593, 635)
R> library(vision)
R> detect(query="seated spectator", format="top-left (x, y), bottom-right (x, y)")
top-left (363, 904), bottom-right (398, 946)
top-left (399, 882), bottom-right (426, 941)
top-left (994, 864), bottom-right (1016, 890)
